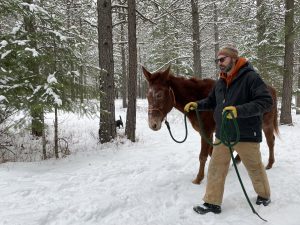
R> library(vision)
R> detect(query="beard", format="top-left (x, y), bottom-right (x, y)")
top-left (220, 59), bottom-right (234, 73)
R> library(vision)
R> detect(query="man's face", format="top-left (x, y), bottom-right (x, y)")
top-left (216, 55), bottom-right (234, 73)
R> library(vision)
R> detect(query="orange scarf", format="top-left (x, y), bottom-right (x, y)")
top-left (220, 57), bottom-right (248, 86)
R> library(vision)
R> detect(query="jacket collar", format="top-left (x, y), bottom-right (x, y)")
top-left (219, 57), bottom-right (251, 86)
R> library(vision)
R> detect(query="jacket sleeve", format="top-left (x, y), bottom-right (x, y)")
top-left (196, 86), bottom-right (216, 111)
top-left (236, 74), bottom-right (273, 118)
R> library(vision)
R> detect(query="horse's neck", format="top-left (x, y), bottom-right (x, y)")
top-left (169, 76), bottom-right (199, 113)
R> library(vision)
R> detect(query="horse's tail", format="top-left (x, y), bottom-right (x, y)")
top-left (272, 88), bottom-right (280, 137)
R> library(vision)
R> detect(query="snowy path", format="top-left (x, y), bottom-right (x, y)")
top-left (0, 100), bottom-right (300, 225)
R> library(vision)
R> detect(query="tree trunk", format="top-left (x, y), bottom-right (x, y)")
top-left (296, 55), bottom-right (300, 114)
top-left (42, 114), bottom-right (47, 160)
top-left (121, 35), bottom-right (128, 108)
top-left (79, 18), bottom-right (85, 103)
top-left (120, 4), bottom-right (127, 108)
top-left (52, 30), bottom-right (59, 159)
top-left (213, 1), bottom-right (219, 78)
top-left (256, 0), bottom-right (268, 80)
top-left (191, 0), bottom-right (202, 78)
top-left (125, 0), bottom-right (137, 142)
top-left (54, 107), bottom-right (59, 158)
top-left (97, 0), bottom-right (116, 143)
top-left (23, 0), bottom-right (44, 137)
top-left (138, 45), bottom-right (144, 98)
top-left (30, 106), bottom-right (44, 137)
top-left (280, 0), bottom-right (295, 125)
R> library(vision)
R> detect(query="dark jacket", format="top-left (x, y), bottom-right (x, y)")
top-left (197, 62), bottom-right (273, 142)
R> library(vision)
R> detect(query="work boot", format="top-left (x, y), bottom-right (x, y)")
top-left (193, 202), bottom-right (221, 214)
top-left (256, 196), bottom-right (271, 206)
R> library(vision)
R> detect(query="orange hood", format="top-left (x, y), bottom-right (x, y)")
top-left (220, 57), bottom-right (248, 86)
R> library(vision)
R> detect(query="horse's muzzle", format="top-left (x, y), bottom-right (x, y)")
top-left (148, 118), bottom-right (162, 131)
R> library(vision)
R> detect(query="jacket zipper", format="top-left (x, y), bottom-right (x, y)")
top-left (223, 84), bottom-right (228, 105)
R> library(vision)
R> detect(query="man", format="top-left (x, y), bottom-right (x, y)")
top-left (184, 45), bottom-right (272, 215)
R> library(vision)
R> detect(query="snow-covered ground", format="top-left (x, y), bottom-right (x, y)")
top-left (0, 99), bottom-right (299, 225)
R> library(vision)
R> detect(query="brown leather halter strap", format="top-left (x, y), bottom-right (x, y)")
top-left (148, 87), bottom-right (176, 120)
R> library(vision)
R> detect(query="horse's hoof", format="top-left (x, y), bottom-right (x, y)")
top-left (192, 178), bottom-right (202, 185)
top-left (265, 165), bottom-right (272, 170)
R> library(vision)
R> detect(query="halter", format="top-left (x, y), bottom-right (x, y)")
top-left (147, 87), bottom-right (176, 121)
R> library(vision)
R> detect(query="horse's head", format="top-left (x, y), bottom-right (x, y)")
top-left (142, 65), bottom-right (175, 131)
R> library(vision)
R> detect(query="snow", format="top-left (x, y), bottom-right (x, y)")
top-left (0, 95), bottom-right (8, 103)
top-left (11, 22), bottom-right (22, 35)
top-left (0, 99), bottom-right (300, 225)
top-left (33, 85), bottom-right (42, 95)
top-left (20, 2), bottom-right (49, 16)
top-left (44, 86), bottom-right (62, 106)
top-left (49, 30), bottom-right (68, 41)
top-left (47, 73), bottom-right (58, 84)
top-left (0, 67), bottom-right (7, 72)
top-left (72, 70), bottom-right (80, 77)
top-left (0, 40), bottom-right (8, 49)
top-left (1, 50), bottom-right (12, 59)
top-left (25, 47), bottom-right (39, 57)
top-left (12, 40), bottom-right (30, 46)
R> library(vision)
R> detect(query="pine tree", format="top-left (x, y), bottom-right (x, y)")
top-left (97, 0), bottom-right (116, 143)
top-left (0, 0), bottom-right (98, 158)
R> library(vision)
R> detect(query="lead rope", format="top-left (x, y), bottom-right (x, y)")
top-left (164, 87), bottom-right (188, 143)
top-left (166, 110), bottom-right (267, 222)
top-left (165, 115), bottom-right (188, 143)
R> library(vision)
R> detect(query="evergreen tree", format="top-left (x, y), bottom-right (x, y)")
top-left (0, 0), bottom-right (99, 158)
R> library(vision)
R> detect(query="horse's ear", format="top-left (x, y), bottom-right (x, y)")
top-left (165, 65), bottom-right (171, 75)
top-left (164, 65), bottom-right (171, 80)
top-left (142, 66), bottom-right (151, 82)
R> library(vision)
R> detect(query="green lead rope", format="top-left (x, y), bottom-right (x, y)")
top-left (165, 115), bottom-right (188, 143)
top-left (165, 110), bottom-right (267, 222)
top-left (196, 110), bottom-right (267, 222)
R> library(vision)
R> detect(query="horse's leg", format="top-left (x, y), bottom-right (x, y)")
top-left (192, 135), bottom-right (213, 185)
top-left (263, 126), bottom-right (275, 169)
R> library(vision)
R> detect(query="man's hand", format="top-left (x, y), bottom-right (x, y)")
top-left (223, 106), bottom-right (237, 119)
top-left (184, 102), bottom-right (198, 112)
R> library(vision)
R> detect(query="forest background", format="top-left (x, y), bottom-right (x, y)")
top-left (0, 0), bottom-right (300, 162)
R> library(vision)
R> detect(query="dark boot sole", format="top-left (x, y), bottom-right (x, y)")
top-left (193, 206), bottom-right (221, 214)
top-left (256, 199), bottom-right (271, 206)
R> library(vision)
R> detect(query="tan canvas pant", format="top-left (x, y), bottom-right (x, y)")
top-left (203, 139), bottom-right (271, 206)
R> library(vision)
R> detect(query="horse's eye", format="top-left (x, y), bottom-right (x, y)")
top-left (156, 93), bottom-right (163, 99)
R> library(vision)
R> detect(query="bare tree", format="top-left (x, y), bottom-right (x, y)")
top-left (191, 0), bottom-right (202, 78)
top-left (97, 0), bottom-right (116, 143)
top-left (119, 1), bottom-right (128, 108)
top-left (125, 0), bottom-right (137, 142)
top-left (213, 1), bottom-right (219, 78)
top-left (121, 24), bottom-right (128, 108)
top-left (280, 0), bottom-right (295, 125)
top-left (256, 0), bottom-right (268, 79)
top-left (54, 107), bottom-right (59, 158)
top-left (296, 48), bottom-right (300, 114)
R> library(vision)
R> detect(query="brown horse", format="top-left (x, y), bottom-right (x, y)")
top-left (142, 65), bottom-right (279, 185)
